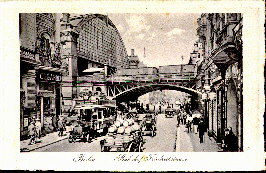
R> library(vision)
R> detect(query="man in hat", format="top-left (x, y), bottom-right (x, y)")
top-left (35, 118), bottom-right (42, 139)
top-left (198, 117), bottom-right (205, 143)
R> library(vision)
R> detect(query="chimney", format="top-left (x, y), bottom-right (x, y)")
top-left (131, 49), bottom-right (134, 56)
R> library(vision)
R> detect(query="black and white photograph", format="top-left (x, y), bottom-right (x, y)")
top-left (19, 13), bottom-right (243, 153)
top-left (0, 0), bottom-right (264, 171)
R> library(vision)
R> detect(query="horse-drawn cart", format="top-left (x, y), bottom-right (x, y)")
top-left (68, 123), bottom-right (96, 143)
top-left (100, 120), bottom-right (145, 152)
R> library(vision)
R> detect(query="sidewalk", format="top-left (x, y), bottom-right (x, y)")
top-left (20, 126), bottom-right (71, 152)
top-left (176, 125), bottom-right (222, 152)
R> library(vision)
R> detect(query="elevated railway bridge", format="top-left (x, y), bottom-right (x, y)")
top-left (74, 71), bottom-right (202, 111)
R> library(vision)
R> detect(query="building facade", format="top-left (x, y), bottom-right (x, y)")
top-left (20, 13), bottom-right (129, 138)
top-left (20, 13), bottom-right (66, 138)
top-left (194, 13), bottom-right (243, 151)
top-left (59, 14), bottom-right (129, 112)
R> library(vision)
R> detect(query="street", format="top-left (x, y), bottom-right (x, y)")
top-left (35, 135), bottom-right (104, 152)
top-left (19, 13), bottom-right (243, 154)
top-left (34, 112), bottom-right (221, 152)
top-left (143, 114), bottom-right (177, 152)
top-left (35, 113), bottom-right (178, 152)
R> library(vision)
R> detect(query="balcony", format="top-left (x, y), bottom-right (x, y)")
top-left (210, 23), bottom-right (242, 67)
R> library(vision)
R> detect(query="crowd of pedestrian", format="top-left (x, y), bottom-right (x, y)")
top-left (27, 116), bottom-right (66, 145)
top-left (28, 118), bottom-right (41, 145)
top-left (176, 105), bottom-right (238, 151)
top-left (176, 107), bottom-right (207, 144)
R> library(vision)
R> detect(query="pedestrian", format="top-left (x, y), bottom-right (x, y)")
top-left (198, 118), bottom-right (205, 143)
top-left (192, 116), bottom-right (199, 134)
top-left (176, 113), bottom-right (181, 126)
top-left (28, 121), bottom-right (36, 145)
top-left (223, 127), bottom-right (238, 152)
top-left (58, 117), bottom-right (65, 137)
top-left (183, 112), bottom-right (187, 125)
top-left (35, 118), bottom-right (42, 139)
top-left (186, 115), bottom-right (193, 133)
top-left (179, 110), bottom-right (183, 124)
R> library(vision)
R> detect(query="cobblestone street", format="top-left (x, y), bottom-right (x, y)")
top-left (22, 113), bottom-right (222, 152)
top-left (143, 114), bottom-right (177, 152)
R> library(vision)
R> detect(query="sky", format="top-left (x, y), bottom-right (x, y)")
top-left (108, 13), bottom-right (200, 67)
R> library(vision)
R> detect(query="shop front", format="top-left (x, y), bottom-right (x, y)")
top-left (20, 62), bottom-right (38, 139)
top-left (36, 69), bottom-right (62, 134)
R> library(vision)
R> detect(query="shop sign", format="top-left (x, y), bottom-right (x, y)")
top-left (39, 72), bottom-right (62, 82)
top-left (37, 90), bottom-right (53, 97)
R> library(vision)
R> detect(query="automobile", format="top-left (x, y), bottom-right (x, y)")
top-left (165, 107), bottom-right (175, 118)
top-left (68, 104), bottom-right (116, 143)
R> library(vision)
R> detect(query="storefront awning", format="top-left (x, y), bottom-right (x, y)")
top-left (74, 104), bottom-right (110, 110)
top-left (83, 68), bottom-right (104, 73)
top-left (211, 43), bottom-right (240, 66)
top-left (38, 65), bottom-right (67, 73)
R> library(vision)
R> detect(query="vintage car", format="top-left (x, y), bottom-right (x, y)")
top-left (141, 114), bottom-right (157, 136)
top-left (68, 104), bottom-right (116, 143)
top-left (165, 107), bottom-right (175, 118)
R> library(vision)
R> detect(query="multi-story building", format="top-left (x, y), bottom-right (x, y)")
top-left (20, 13), bottom-right (129, 138)
top-left (59, 14), bottom-right (129, 111)
top-left (194, 13), bottom-right (243, 151)
top-left (20, 13), bottom-right (66, 138)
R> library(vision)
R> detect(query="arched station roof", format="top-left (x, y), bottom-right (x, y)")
top-left (112, 84), bottom-right (202, 102)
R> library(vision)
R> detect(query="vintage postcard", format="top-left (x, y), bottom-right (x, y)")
top-left (0, 0), bottom-right (265, 171)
